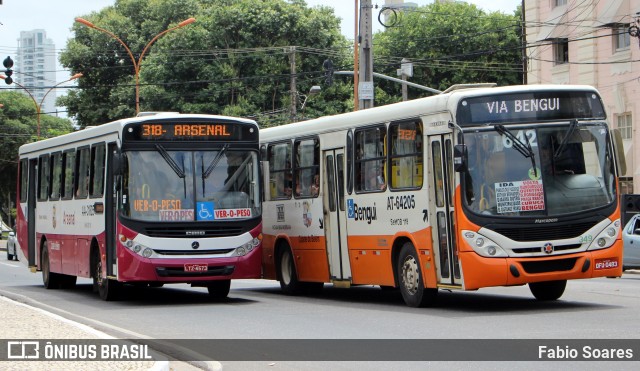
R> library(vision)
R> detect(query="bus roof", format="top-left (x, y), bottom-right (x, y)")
top-left (260, 84), bottom-right (600, 142)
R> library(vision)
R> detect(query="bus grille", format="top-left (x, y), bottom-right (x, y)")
top-left (144, 226), bottom-right (244, 238)
top-left (512, 243), bottom-right (582, 254)
top-left (153, 249), bottom-right (234, 256)
top-left (156, 265), bottom-right (235, 277)
top-left (493, 221), bottom-right (597, 242)
top-left (520, 258), bottom-right (577, 274)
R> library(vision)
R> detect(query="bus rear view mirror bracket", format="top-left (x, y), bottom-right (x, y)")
top-left (453, 144), bottom-right (468, 172)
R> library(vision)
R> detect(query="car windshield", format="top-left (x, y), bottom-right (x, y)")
top-left (462, 121), bottom-right (616, 216)
top-left (121, 149), bottom-right (260, 222)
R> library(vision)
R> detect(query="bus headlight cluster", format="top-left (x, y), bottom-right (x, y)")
top-left (462, 230), bottom-right (507, 258)
top-left (587, 219), bottom-right (620, 251)
top-left (235, 235), bottom-right (262, 257)
top-left (119, 234), bottom-right (154, 258)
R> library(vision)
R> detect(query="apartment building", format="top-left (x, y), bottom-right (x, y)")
top-left (15, 29), bottom-right (57, 116)
top-left (525, 0), bottom-right (638, 193)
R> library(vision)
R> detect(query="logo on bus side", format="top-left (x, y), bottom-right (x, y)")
top-left (347, 199), bottom-right (377, 224)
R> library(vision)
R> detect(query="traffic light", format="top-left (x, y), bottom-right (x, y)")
top-left (323, 59), bottom-right (333, 86)
top-left (3, 56), bottom-right (13, 85)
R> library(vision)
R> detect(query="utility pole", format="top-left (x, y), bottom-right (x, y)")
top-left (289, 46), bottom-right (297, 121)
top-left (358, 0), bottom-right (374, 110)
top-left (521, 0), bottom-right (527, 84)
top-left (397, 58), bottom-right (413, 101)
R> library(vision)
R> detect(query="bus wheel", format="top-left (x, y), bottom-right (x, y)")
top-left (529, 280), bottom-right (566, 301)
top-left (279, 247), bottom-right (303, 295)
top-left (398, 242), bottom-right (437, 307)
top-left (42, 243), bottom-right (61, 289)
top-left (92, 249), bottom-right (119, 301)
top-left (207, 280), bottom-right (231, 299)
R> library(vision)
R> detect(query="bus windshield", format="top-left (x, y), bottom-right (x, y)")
top-left (462, 121), bottom-right (616, 216)
top-left (121, 149), bottom-right (261, 222)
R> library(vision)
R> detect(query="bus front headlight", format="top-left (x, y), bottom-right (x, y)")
top-left (587, 219), bottom-right (620, 251)
top-left (462, 230), bottom-right (508, 258)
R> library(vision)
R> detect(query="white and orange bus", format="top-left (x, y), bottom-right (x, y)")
top-left (15, 113), bottom-right (262, 300)
top-left (260, 84), bottom-right (625, 307)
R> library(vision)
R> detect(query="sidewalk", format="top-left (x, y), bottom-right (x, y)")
top-left (0, 239), bottom-right (214, 371)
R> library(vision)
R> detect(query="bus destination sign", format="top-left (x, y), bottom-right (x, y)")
top-left (456, 91), bottom-right (606, 126)
top-left (124, 121), bottom-right (256, 141)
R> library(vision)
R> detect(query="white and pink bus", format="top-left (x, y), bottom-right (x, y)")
top-left (15, 113), bottom-right (262, 300)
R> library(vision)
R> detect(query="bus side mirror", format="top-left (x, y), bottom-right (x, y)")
top-left (112, 151), bottom-right (123, 176)
top-left (453, 144), bottom-right (468, 172)
top-left (612, 128), bottom-right (627, 176)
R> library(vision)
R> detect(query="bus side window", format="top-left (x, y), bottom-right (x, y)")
top-left (75, 147), bottom-right (90, 199)
top-left (268, 142), bottom-right (292, 200)
top-left (389, 120), bottom-right (423, 190)
top-left (62, 150), bottom-right (76, 199)
top-left (37, 154), bottom-right (50, 201)
top-left (354, 126), bottom-right (387, 193)
top-left (90, 143), bottom-right (106, 198)
top-left (50, 152), bottom-right (62, 200)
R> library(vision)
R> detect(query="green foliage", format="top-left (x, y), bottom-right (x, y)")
top-left (60, 0), bottom-right (352, 128)
top-left (0, 91), bottom-right (74, 210)
top-left (374, 1), bottom-right (522, 98)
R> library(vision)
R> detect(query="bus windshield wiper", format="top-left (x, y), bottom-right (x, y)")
top-left (494, 124), bottom-right (538, 177)
top-left (554, 119), bottom-right (578, 159)
top-left (203, 144), bottom-right (228, 179)
top-left (155, 144), bottom-right (185, 178)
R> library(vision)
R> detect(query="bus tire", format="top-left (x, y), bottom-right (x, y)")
top-left (207, 280), bottom-right (231, 299)
top-left (529, 280), bottom-right (566, 301)
top-left (42, 243), bottom-right (61, 289)
top-left (59, 275), bottom-right (77, 289)
top-left (397, 242), bottom-right (437, 307)
top-left (278, 247), bottom-right (304, 295)
top-left (92, 248), bottom-right (119, 301)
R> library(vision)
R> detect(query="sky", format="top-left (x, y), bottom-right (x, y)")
top-left (0, 0), bottom-right (521, 106)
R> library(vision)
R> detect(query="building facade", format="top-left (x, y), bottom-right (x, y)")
top-left (15, 29), bottom-right (57, 116)
top-left (525, 0), bottom-right (638, 194)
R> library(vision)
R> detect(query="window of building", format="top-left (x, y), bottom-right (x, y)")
top-left (553, 38), bottom-right (569, 65)
top-left (389, 120), bottom-right (423, 189)
top-left (554, 0), bottom-right (567, 6)
top-left (355, 126), bottom-right (387, 193)
top-left (267, 142), bottom-right (292, 200)
top-left (617, 113), bottom-right (632, 139)
top-left (614, 24), bottom-right (631, 51)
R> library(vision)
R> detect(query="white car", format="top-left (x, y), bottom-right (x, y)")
top-left (622, 215), bottom-right (640, 271)
top-left (6, 231), bottom-right (18, 261)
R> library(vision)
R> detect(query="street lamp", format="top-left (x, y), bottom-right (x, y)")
top-left (75, 17), bottom-right (196, 114)
top-left (300, 85), bottom-right (321, 111)
top-left (0, 73), bottom-right (83, 140)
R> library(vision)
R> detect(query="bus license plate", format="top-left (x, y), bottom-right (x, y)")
top-left (184, 264), bottom-right (208, 272)
top-left (594, 258), bottom-right (618, 270)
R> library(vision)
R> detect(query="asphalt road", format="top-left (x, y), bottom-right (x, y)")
top-left (1, 238), bottom-right (640, 370)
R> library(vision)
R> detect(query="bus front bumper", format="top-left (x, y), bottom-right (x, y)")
top-left (459, 240), bottom-right (623, 290)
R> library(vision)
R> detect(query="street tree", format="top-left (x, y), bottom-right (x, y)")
top-left (373, 1), bottom-right (523, 101)
top-left (59, 0), bottom-right (353, 128)
top-left (0, 91), bottom-right (74, 216)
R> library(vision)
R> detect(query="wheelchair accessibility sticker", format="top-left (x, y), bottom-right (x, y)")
top-left (197, 202), bottom-right (215, 221)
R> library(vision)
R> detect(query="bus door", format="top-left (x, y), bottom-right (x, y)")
top-left (323, 148), bottom-right (351, 283)
top-left (105, 143), bottom-right (117, 278)
top-left (428, 135), bottom-right (462, 287)
top-left (27, 158), bottom-right (37, 268)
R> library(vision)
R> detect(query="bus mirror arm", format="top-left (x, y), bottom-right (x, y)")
top-left (453, 144), bottom-right (468, 172)
top-left (112, 151), bottom-right (123, 176)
